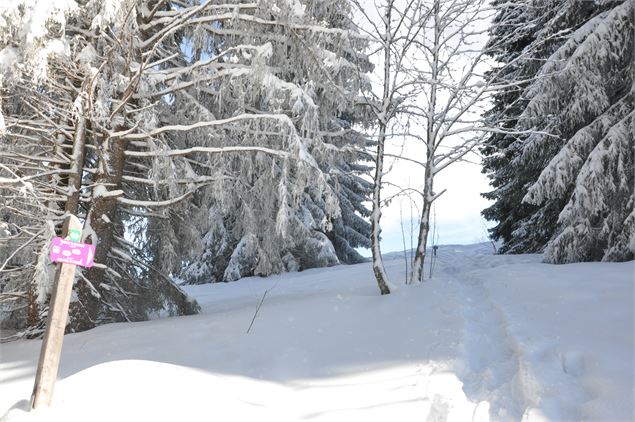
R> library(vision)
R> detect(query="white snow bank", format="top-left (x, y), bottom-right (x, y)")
top-left (0, 243), bottom-right (632, 421)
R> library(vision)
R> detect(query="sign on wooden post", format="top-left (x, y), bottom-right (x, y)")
top-left (31, 215), bottom-right (93, 409)
top-left (49, 237), bottom-right (95, 268)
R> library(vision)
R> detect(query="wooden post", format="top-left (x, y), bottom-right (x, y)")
top-left (31, 214), bottom-right (82, 409)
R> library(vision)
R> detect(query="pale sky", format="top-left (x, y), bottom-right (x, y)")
top-left (356, 133), bottom-right (495, 255)
top-left (377, 149), bottom-right (494, 253)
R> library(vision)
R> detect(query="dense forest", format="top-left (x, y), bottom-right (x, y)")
top-left (1, 0), bottom-right (633, 336)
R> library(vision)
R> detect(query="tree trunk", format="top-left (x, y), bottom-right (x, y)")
top-left (71, 133), bottom-right (127, 331)
top-left (410, 163), bottom-right (433, 283)
top-left (410, 0), bottom-right (440, 284)
top-left (371, 122), bottom-right (391, 295)
top-left (370, 3), bottom-right (395, 296)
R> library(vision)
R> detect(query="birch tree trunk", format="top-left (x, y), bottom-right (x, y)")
top-left (358, 0), bottom-right (553, 286)
top-left (353, 0), bottom-right (433, 293)
top-left (410, 1), bottom-right (439, 284)
top-left (410, 164), bottom-right (434, 283)
top-left (369, 3), bottom-right (396, 295)
top-left (371, 122), bottom-right (391, 295)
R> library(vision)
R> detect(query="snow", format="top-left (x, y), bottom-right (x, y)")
top-left (90, 0), bottom-right (128, 32)
top-left (0, 0), bottom-right (76, 83)
top-left (76, 44), bottom-right (97, 67)
top-left (0, 47), bottom-right (17, 71)
top-left (0, 243), bottom-right (633, 422)
top-left (91, 185), bottom-right (123, 199)
top-left (20, 0), bottom-right (78, 45)
top-left (469, 261), bottom-right (634, 420)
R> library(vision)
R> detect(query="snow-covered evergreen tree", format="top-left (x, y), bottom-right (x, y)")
top-left (481, 0), bottom-right (548, 253)
top-left (482, 0), bottom-right (634, 263)
top-left (0, 0), bottom-right (368, 334)
top-left (177, 0), bottom-right (374, 284)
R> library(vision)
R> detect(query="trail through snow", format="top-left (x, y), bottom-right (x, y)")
top-left (453, 273), bottom-right (524, 420)
top-left (1, 243), bottom-right (633, 421)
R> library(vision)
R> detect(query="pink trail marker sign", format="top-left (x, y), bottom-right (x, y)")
top-left (50, 237), bottom-right (95, 268)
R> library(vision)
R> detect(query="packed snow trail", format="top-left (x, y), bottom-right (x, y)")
top-left (1, 243), bottom-right (633, 421)
top-left (452, 273), bottom-right (526, 420)
top-left (394, 244), bottom-right (633, 421)
top-left (427, 247), bottom-right (536, 421)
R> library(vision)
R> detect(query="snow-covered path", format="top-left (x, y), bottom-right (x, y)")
top-left (1, 244), bottom-right (633, 421)
top-left (453, 273), bottom-right (525, 420)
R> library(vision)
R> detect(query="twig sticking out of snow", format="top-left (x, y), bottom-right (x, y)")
top-left (246, 280), bottom-right (280, 334)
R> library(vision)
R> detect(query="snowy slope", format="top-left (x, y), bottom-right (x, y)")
top-left (0, 244), bottom-right (633, 421)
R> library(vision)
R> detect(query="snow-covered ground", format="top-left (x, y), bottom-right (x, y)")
top-left (1, 244), bottom-right (633, 421)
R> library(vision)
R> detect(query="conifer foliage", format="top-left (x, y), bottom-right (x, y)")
top-left (179, 0), bottom-right (374, 284)
top-left (0, 0), bottom-right (372, 335)
top-left (482, 0), bottom-right (634, 263)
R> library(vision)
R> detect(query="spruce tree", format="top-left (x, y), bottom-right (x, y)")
top-left (482, 0), bottom-right (634, 262)
top-left (174, 0), bottom-right (374, 284)
top-left (0, 0), bottom-right (369, 333)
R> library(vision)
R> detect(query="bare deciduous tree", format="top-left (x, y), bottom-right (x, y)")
top-left (353, 0), bottom-right (550, 289)
top-left (351, 0), bottom-right (432, 294)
